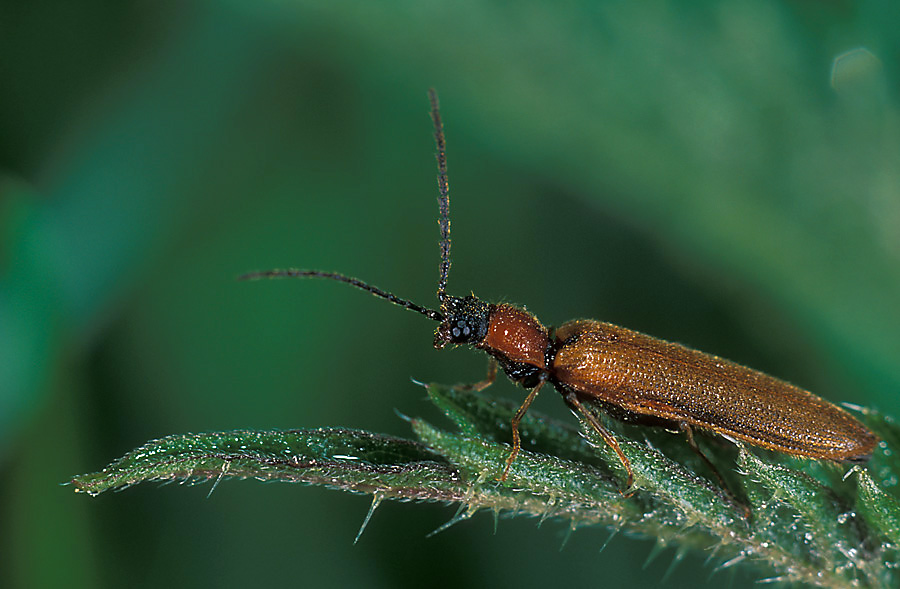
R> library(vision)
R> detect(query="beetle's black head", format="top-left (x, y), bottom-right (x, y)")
top-left (434, 294), bottom-right (491, 349)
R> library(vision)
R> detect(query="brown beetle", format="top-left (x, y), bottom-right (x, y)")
top-left (242, 90), bottom-right (877, 492)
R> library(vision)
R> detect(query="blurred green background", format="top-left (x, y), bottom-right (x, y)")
top-left (2, 1), bottom-right (899, 587)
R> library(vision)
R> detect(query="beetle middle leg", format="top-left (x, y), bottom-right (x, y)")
top-left (681, 423), bottom-right (751, 519)
top-left (565, 393), bottom-right (634, 496)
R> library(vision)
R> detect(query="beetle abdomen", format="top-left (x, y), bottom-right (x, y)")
top-left (551, 320), bottom-right (877, 461)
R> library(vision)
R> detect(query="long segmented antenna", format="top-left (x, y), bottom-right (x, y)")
top-left (428, 89), bottom-right (452, 306)
top-left (240, 91), bottom-right (453, 324)
top-left (238, 269), bottom-right (443, 321)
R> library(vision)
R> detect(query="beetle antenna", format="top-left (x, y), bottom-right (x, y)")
top-left (241, 92), bottom-right (452, 324)
top-left (428, 88), bottom-right (451, 306)
top-left (238, 269), bottom-right (444, 321)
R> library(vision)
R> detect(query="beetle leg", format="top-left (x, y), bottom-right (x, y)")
top-left (464, 358), bottom-right (498, 392)
top-left (681, 423), bottom-right (725, 485)
top-left (681, 423), bottom-right (751, 519)
top-left (498, 378), bottom-right (546, 482)
top-left (566, 393), bottom-right (634, 496)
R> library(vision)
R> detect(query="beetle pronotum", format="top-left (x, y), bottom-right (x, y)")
top-left (242, 90), bottom-right (877, 496)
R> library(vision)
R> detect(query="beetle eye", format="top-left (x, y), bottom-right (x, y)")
top-left (450, 319), bottom-right (472, 341)
top-left (435, 294), bottom-right (490, 347)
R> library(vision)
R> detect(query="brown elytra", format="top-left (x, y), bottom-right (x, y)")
top-left (242, 89), bottom-right (877, 495)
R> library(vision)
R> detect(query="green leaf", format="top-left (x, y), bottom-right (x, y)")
top-left (854, 407), bottom-right (900, 551)
top-left (857, 470), bottom-right (900, 546)
top-left (71, 384), bottom-right (900, 588)
top-left (71, 428), bottom-right (461, 501)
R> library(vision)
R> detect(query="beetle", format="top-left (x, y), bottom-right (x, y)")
top-left (241, 89), bottom-right (878, 493)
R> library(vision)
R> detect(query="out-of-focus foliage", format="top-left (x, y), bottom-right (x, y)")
top-left (2, 1), bottom-right (899, 587)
